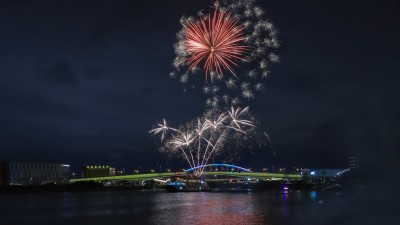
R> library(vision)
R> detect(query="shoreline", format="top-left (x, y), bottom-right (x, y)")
top-left (0, 181), bottom-right (343, 194)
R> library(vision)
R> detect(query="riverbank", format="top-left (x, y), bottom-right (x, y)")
top-left (0, 183), bottom-right (153, 194)
top-left (0, 180), bottom-right (343, 194)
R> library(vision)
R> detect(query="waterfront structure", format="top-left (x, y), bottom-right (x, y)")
top-left (84, 165), bottom-right (115, 178)
top-left (5, 162), bottom-right (70, 185)
top-left (302, 168), bottom-right (350, 181)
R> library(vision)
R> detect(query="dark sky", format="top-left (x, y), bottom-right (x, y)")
top-left (0, 0), bottom-right (399, 173)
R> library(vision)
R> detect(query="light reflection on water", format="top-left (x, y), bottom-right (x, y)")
top-left (151, 192), bottom-right (265, 225)
top-left (0, 190), bottom-right (323, 225)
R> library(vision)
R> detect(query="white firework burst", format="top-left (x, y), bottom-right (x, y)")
top-left (242, 89), bottom-right (254, 99)
top-left (226, 78), bottom-right (237, 89)
top-left (241, 82), bottom-right (250, 90)
top-left (269, 53), bottom-right (280, 62)
top-left (232, 97), bottom-right (242, 105)
top-left (253, 7), bottom-right (264, 17)
top-left (180, 74), bottom-right (189, 83)
top-left (259, 60), bottom-right (268, 69)
top-left (262, 71), bottom-right (270, 79)
top-left (212, 86), bottom-right (220, 94)
top-left (150, 106), bottom-right (256, 177)
top-left (222, 95), bottom-right (230, 104)
top-left (246, 70), bottom-right (258, 78)
top-left (169, 72), bottom-right (176, 78)
top-left (149, 119), bottom-right (178, 141)
top-left (255, 83), bottom-right (265, 92)
top-left (203, 86), bottom-right (211, 94)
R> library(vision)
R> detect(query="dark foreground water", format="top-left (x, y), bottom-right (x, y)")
top-left (0, 189), bottom-right (388, 225)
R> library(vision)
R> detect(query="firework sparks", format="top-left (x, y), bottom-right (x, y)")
top-left (149, 119), bottom-right (178, 141)
top-left (228, 106), bottom-right (255, 129)
top-left (226, 78), bottom-right (237, 89)
top-left (172, 0), bottom-right (280, 106)
top-left (242, 89), bottom-right (254, 99)
top-left (152, 0), bottom-right (280, 177)
top-left (254, 83), bottom-right (265, 92)
top-left (183, 7), bottom-right (249, 78)
top-left (150, 107), bottom-right (256, 177)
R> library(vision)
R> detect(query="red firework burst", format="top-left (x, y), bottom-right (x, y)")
top-left (185, 8), bottom-right (249, 78)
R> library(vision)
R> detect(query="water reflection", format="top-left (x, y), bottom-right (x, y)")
top-left (283, 191), bottom-right (289, 202)
top-left (0, 190), bottom-right (326, 225)
top-left (151, 193), bottom-right (265, 225)
top-left (310, 191), bottom-right (318, 201)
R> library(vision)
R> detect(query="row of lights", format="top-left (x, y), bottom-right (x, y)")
top-left (253, 167), bottom-right (305, 173)
top-left (87, 166), bottom-right (305, 173)
top-left (133, 169), bottom-right (172, 174)
top-left (278, 168), bottom-right (303, 172)
top-left (86, 166), bottom-right (110, 169)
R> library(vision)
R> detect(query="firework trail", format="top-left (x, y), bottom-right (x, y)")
top-left (150, 107), bottom-right (256, 177)
top-left (264, 131), bottom-right (277, 158)
top-left (172, 0), bottom-right (280, 107)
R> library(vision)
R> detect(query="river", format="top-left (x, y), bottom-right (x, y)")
top-left (0, 189), bottom-right (353, 225)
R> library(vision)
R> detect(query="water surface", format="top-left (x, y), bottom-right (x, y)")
top-left (0, 190), bottom-right (336, 225)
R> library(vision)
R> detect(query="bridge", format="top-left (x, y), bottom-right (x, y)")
top-left (70, 164), bottom-right (302, 184)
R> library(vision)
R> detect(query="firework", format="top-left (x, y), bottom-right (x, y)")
top-left (149, 119), bottom-right (178, 141)
top-left (150, 0), bottom-right (279, 177)
top-left (184, 8), bottom-right (249, 78)
top-left (172, 0), bottom-right (280, 107)
top-left (150, 106), bottom-right (256, 177)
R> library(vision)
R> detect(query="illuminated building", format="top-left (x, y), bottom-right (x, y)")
top-left (5, 162), bottom-right (70, 185)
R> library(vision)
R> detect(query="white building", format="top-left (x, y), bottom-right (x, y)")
top-left (7, 162), bottom-right (70, 185)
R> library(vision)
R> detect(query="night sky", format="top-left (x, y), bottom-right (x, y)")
top-left (1, 0), bottom-right (399, 174)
